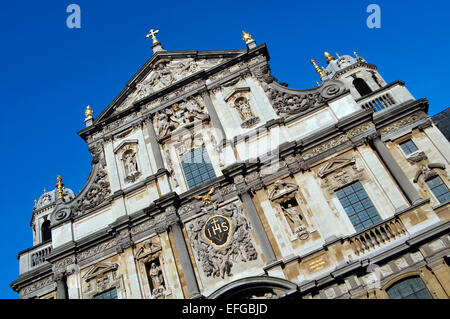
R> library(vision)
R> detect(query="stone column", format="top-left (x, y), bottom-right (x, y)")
top-left (171, 222), bottom-right (201, 298)
top-left (145, 116), bottom-right (165, 171)
top-left (371, 137), bottom-right (423, 205)
top-left (201, 90), bottom-right (226, 141)
top-left (55, 274), bottom-right (68, 299)
top-left (240, 191), bottom-right (277, 263)
top-left (163, 206), bottom-right (200, 298)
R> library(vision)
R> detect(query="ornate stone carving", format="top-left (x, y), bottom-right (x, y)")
top-left (73, 144), bottom-right (111, 216)
top-left (319, 157), bottom-right (364, 193)
top-left (82, 262), bottom-right (122, 299)
top-left (318, 156), bottom-right (356, 178)
top-left (165, 148), bottom-right (179, 187)
top-left (78, 238), bottom-right (118, 262)
top-left (268, 180), bottom-right (299, 202)
top-left (413, 163), bottom-right (446, 183)
top-left (174, 132), bottom-right (204, 157)
top-left (186, 202), bottom-right (258, 279)
top-left (380, 111), bottom-right (428, 135)
top-left (153, 97), bottom-right (207, 139)
top-left (130, 220), bottom-right (155, 235)
top-left (21, 276), bottom-right (54, 298)
top-left (406, 151), bottom-right (427, 164)
top-left (302, 135), bottom-right (349, 161)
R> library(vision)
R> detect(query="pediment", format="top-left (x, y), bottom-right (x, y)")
top-left (83, 262), bottom-right (118, 281)
top-left (134, 240), bottom-right (162, 261)
top-left (268, 180), bottom-right (299, 201)
top-left (318, 156), bottom-right (356, 178)
top-left (95, 50), bottom-right (246, 123)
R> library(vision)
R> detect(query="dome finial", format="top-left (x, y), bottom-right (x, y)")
top-left (324, 52), bottom-right (335, 64)
top-left (310, 59), bottom-right (324, 77)
top-left (56, 175), bottom-right (65, 199)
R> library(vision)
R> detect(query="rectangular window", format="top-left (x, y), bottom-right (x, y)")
top-left (426, 176), bottom-right (450, 203)
top-left (399, 140), bottom-right (418, 155)
top-left (335, 181), bottom-right (382, 232)
top-left (94, 288), bottom-right (117, 299)
top-left (181, 146), bottom-right (216, 190)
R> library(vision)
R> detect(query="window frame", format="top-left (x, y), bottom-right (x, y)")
top-left (93, 288), bottom-right (118, 299)
top-left (386, 276), bottom-right (432, 299)
top-left (399, 139), bottom-right (419, 156)
top-left (335, 181), bottom-right (383, 233)
top-left (180, 146), bottom-right (216, 190)
top-left (425, 175), bottom-right (450, 204)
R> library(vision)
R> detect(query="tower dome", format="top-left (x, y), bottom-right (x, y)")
top-left (35, 188), bottom-right (75, 210)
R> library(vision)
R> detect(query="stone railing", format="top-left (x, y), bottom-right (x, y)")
top-left (360, 92), bottom-right (397, 112)
top-left (18, 241), bottom-right (52, 274)
top-left (348, 217), bottom-right (407, 256)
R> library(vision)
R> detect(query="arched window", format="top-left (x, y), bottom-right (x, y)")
top-left (41, 220), bottom-right (52, 242)
top-left (353, 78), bottom-right (372, 97)
top-left (386, 276), bottom-right (432, 299)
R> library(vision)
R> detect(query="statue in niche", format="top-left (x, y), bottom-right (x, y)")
top-left (147, 261), bottom-right (165, 299)
top-left (123, 151), bottom-right (140, 182)
top-left (281, 201), bottom-right (309, 240)
top-left (234, 97), bottom-right (254, 120)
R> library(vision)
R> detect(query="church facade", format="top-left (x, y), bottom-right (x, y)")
top-left (11, 32), bottom-right (450, 299)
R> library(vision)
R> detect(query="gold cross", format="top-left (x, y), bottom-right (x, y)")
top-left (146, 29), bottom-right (160, 45)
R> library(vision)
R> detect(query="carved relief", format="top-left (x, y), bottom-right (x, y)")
top-left (379, 111), bottom-right (428, 135)
top-left (82, 262), bottom-right (122, 299)
top-left (406, 151), bottom-right (428, 164)
top-left (165, 148), bottom-right (179, 187)
top-left (186, 202), bottom-right (258, 279)
top-left (73, 143), bottom-right (111, 216)
top-left (413, 163), bottom-right (446, 183)
top-left (318, 157), bottom-right (364, 193)
top-left (268, 180), bottom-right (298, 202)
top-left (301, 135), bottom-right (349, 161)
top-left (20, 276), bottom-right (54, 298)
top-left (78, 238), bottom-right (118, 262)
top-left (153, 97), bottom-right (208, 139)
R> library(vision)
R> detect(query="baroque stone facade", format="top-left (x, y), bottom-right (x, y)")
top-left (11, 36), bottom-right (450, 300)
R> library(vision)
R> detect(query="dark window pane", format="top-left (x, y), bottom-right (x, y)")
top-left (181, 147), bottom-right (216, 190)
top-left (387, 277), bottom-right (432, 299)
top-left (426, 176), bottom-right (450, 204)
top-left (94, 288), bottom-right (117, 299)
top-left (335, 181), bottom-right (382, 232)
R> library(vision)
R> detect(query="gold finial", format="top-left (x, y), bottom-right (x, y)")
top-left (146, 29), bottom-right (160, 45)
top-left (316, 81), bottom-right (320, 86)
top-left (84, 105), bottom-right (93, 119)
top-left (193, 186), bottom-right (215, 205)
top-left (353, 51), bottom-right (359, 59)
top-left (324, 52), bottom-right (335, 64)
top-left (56, 176), bottom-right (65, 199)
top-left (44, 188), bottom-right (46, 193)
top-left (242, 31), bottom-right (253, 43)
top-left (310, 59), bottom-right (324, 77)
top-left (336, 52), bottom-right (341, 58)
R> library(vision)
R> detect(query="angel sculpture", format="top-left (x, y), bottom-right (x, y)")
top-left (193, 186), bottom-right (215, 205)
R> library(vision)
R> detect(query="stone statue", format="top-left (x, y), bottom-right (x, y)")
top-left (124, 152), bottom-right (138, 177)
top-left (234, 97), bottom-right (254, 120)
top-left (282, 204), bottom-right (309, 240)
top-left (148, 262), bottom-right (164, 290)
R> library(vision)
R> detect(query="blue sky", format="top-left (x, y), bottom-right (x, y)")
top-left (0, 0), bottom-right (448, 298)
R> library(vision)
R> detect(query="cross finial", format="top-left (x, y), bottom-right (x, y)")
top-left (146, 29), bottom-right (160, 45)
top-left (242, 31), bottom-right (252, 43)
